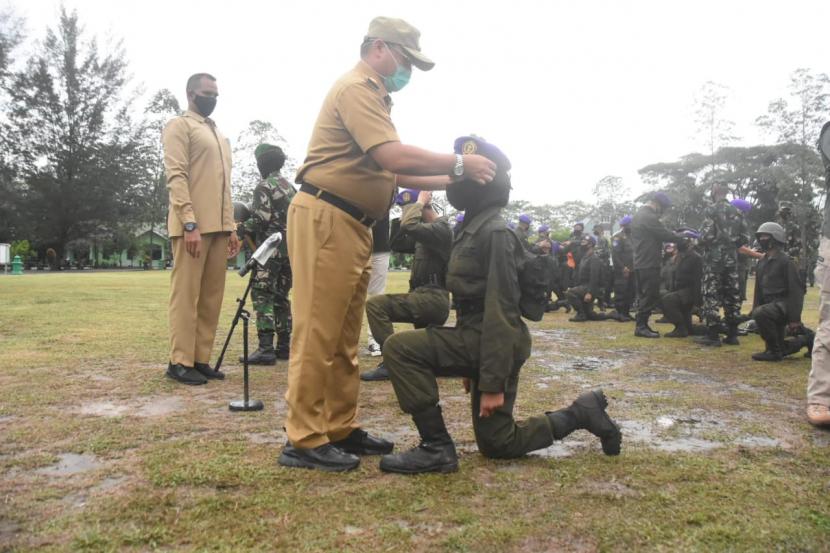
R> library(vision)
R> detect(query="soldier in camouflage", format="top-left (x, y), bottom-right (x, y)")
top-left (696, 183), bottom-right (749, 347)
top-left (240, 143), bottom-right (297, 364)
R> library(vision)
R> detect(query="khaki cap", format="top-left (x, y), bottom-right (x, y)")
top-left (366, 16), bottom-right (435, 71)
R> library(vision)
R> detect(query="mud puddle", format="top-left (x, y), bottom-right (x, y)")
top-left (530, 329), bottom-right (573, 344)
top-left (537, 355), bottom-right (624, 373)
top-left (77, 396), bottom-right (185, 418)
top-left (619, 414), bottom-right (784, 453)
top-left (36, 453), bottom-right (102, 476)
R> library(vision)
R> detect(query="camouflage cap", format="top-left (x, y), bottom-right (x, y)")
top-left (366, 16), bottom-right (434, 71)
top-left (255, 143), bottom-right (279, 160)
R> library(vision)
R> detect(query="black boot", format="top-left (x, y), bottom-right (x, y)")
top-left (634, 325), bottom-right (659, 338)
top-left (240, 331), bottom-right (277, 365)
top-left (695, 326), bottom-right (722, 347)
top-left (360, 362), bottom-right (390, 381)
top-left (723, 323), bottom-right (740, 346)
top-left (379, 405), bottom-right (458, 474)
top-left (752, 338), bottom-right (783, 361)
top-left (275, 331), bottom-right (290, 360)
top-left (547, 389), bottom-right (621, 455)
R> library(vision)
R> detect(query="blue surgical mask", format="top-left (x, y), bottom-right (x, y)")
top-left (382, 43), bottom-right (411, 92)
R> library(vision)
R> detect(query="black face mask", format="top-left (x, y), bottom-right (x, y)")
top-left (446, 177), bottom-right (510, 220)
top-left (758, 238), bottom-right (772, 252)
top-left (193, 94), bottom-right (217, 117)
top-left (573, 229), bottom-right (582, 237)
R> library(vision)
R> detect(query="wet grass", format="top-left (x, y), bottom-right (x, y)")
top-left (0, 270), bottom-right (829, 552)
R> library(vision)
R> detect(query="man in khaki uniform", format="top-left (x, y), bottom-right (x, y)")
top-left (164, 73), bottom-right (240, 385)
top-left (279, 16), bottom-right (497, 472)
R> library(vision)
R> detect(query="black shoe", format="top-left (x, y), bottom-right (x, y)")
top-left (569, 390), bottom-right (622, 456)
top-left (379, 406), bottom-right (458, 474)
top-left (752, 350), bottom-right (783, 362)
top-left (331, 428), bottom-right (394, 455)
top-left (360, 362), bottom-right (390, 381)
top-left (278, 443), bottom-right (360, 472)
top-left (166, 362), bottom-right (207, 385)
top-left (194, 362), bottom-right (225, 380)
top-left (723, 335), bottom-right (740, 346)
top-left (569, 313), bottom-right (588, 322)
top-left (664, 327), bottom-right (689, 338)
top-left (695, 330), bottom-right (722, 347)
top-left (634, 326), bottom-right (659, 338)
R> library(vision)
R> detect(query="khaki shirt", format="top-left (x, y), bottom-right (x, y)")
top-left (163, 110), bottom-right (234, 237)
top-left (296, 62), bottom-right (400, 220)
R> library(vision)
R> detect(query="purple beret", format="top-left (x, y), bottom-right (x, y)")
top-left (619, 215), bottom-right (632, 226)
top-left (395, 189), bottom-right (418, 206)
top-left (583, 235), bottom-right (597, 246)
top-left (681, 230), bottom-right (700, 240)
top-left (730, 198), bottom-right (752, 213)
top-left (652, 191), bottom-right (672, 208)
top-left (455, 213), bottom-right (465, 223)
top-left (518, 214), bottom-right (532, 224)
top-left (538, 224), bottom-right (550, 233)
top-left (453, 136), bottom-right (511, 171)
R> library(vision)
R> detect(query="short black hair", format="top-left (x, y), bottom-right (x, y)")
top-left (186, 73), bottom-right (216, 93)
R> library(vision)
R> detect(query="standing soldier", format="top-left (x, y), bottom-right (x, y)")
top-left (593, 223), bottom-right (612, 309)
top-left (631, 192), bottom-right (678, 337)
top-left (610, 215), bottom-right (635, 322)
top-left (379, 137), bottom-right (621, 474)
top-left (240, 144), bottom-right (296, 364)
top-left (515, 214), bottom-right (532, 250)
top-left (696, 184), bottom-right (749, 347)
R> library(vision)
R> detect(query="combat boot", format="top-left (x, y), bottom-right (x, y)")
top-left (723, 324), bottom-right (740, 346)
top-left (360, 362), bottom-right (390, 381)
top-left (275, 331), bottom-right (290, 360)
top-left (695, 327), bottom-right (722, 347)
top-left (379, 405), bottom-right (458, 474)
top-left (547, 389), bottom-right (621, 455)
top-left (240, 331), bottom-right (277, 365)
top-left (634, 325), bottom-right (659, 338)
top-left (752, 338), bottom-right (783, 361)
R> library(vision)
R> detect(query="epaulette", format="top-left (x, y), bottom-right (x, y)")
top-left (366, 77), bottom-right (380, 91)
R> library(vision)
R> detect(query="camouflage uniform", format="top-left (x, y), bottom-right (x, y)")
top-left (698, 198), bottom-right (748, 339)
top-left (243, 157), bottom-right (297, 359)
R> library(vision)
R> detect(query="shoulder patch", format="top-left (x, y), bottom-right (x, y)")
top-left (366, 77), bottom-right (380, 91)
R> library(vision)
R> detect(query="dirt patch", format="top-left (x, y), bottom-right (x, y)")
top-left (78, 401), bottom-right (129, 417)
top-left (581, 480), bottom-right (641, 499)
top-left (135, 396), bottom-right (185, 417)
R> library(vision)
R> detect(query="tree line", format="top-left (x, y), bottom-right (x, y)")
top-left (0, 8), bottom-right (827, 267)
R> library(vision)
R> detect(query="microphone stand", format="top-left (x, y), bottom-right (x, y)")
top-left (215, 268), bottom-right (264, 412)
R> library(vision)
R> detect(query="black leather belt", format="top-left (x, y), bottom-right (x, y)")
top-left (299, 183), bottom-right (376, 228)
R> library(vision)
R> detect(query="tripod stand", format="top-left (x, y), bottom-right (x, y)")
top-left (215, 269), bottom-right (264, 412)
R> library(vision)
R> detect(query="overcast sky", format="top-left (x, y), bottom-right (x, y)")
top-left (9, 0), bottom-right (830, 204)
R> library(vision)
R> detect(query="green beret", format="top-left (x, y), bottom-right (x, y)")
top-left (255, 143), bottom-right (278, 160)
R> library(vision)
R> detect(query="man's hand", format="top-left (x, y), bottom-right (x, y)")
top-left (227, 232), bottom-right (241, 259)
top-left (623, 266), bottom-right (631, 278)
top-left (584, 292), bottom-right (593, 303)
top-left (417, 190), bottom-right (432, 205)
top-left (462, 378), bottom-right (471, 394)
top-left (462, 154), bottom-right (497, 185)
top-left (479, 392), bottom-right (504, 418)
top-left (184, 228), bottom-right (202, 258)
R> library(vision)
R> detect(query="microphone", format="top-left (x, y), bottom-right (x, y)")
top-left (238, 232), bottom-right (282, 277)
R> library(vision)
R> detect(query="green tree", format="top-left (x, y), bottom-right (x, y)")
top-left (0, 6), bottom-right (24, 243)
top-left (591, 175), bottom-right (632, 232)
top-left (1, 8), bottom-right (147, 257)
top-left (757, 67), bottom-right (830, 269)
top-left (693, 81), bottom-right (739, 175)
top-left (232, 120), bottom-right (299, 203)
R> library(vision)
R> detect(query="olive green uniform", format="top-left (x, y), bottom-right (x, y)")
top-left (383, 206), bottom-right (555, 458)
top-left (366, 201), bottom-right (451, 348)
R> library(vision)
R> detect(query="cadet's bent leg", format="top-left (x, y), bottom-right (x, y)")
top-left (384, 329), bottom-right (449, 414)
top-left (366, 294), bottom-right (417, 350)
top-left (471, 386), bottom-right (554, 459)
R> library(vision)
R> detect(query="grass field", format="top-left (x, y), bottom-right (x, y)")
top-left (1, 270), bottom-right (829, 552)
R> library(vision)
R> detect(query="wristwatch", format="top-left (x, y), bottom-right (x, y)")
top-left (184, 222), bottom-right (198, 232)
top-left (452, 154), bottom-right (464, 177)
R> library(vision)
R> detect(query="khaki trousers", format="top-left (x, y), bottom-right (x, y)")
top-left (169, 232), bottom-right (229, 366)
top-left (808, 237), bottom-right (830, 406)
top-left (285, 192), bottom-right (373, 448)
